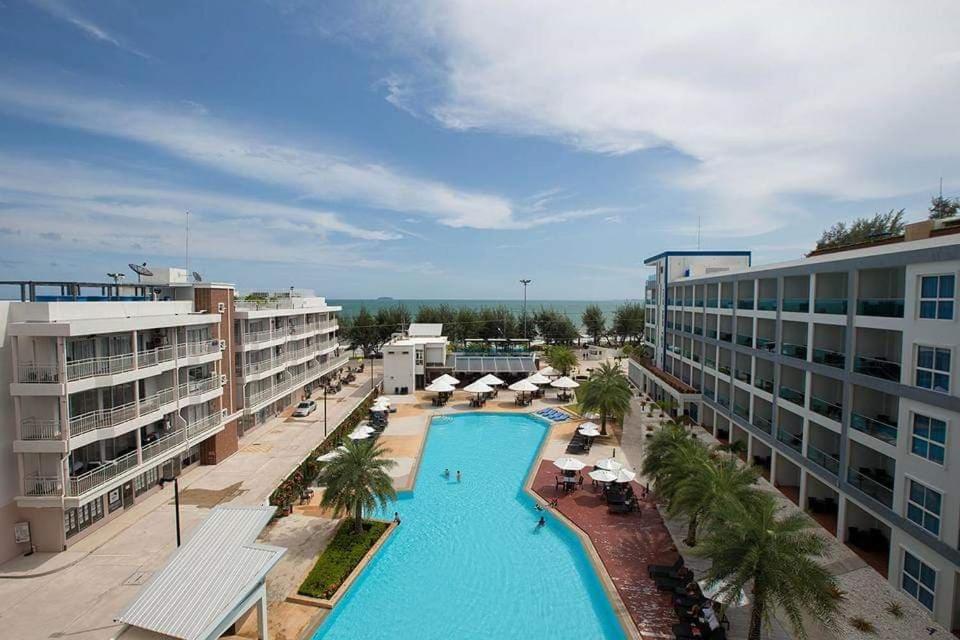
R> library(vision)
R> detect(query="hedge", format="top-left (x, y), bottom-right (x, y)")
top-left (298, 520), bottom-right (388, 599)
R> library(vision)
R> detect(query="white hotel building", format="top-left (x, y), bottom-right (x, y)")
top-left (0, 272), bottom-right (345, 562)
top-left (632, 219), bottom-right (960, 630)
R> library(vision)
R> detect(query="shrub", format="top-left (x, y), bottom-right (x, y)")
top-left (298, 520), bottom-right (389, 599)
top-left (849, 616), bottom-right (876, 634)
top-left (885, 601), bottom-right (904, 618)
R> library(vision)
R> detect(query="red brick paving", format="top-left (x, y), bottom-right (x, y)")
top-left (532, 460), bottom-right (678, 638)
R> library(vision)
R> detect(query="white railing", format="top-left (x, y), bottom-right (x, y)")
top-left (243, 327), bottom-right (287, 345)
top-left (141, 430), bottom-right (186, 462)
top-left (316, 320), bottom-right (338, 332)
top-left (243, 354), bottom-right (348, 409)
top-left (66, 352), bottom-right (136, 381)
top-left (69, 449), bottom-right (139, 496)
top-left (70, 400), bottom-right (139, 438)
top-left (179, 376), bottom-right (220, 398)
top-left (186, 413), bottom-right (222, 440)
top-left (139, 387), bottom-right (178, 416)
top-left (240, 356), bottom-right (284, 377)
top-left (20, 418), bottom-right (61, 440)
top-left (18, 363), bottom-right (60, 384)
top-left (25, 474), bottom-right (62, 496)
top-left (178, 340), bottom-right (221, 358)
top-left (137, 345), bottom-right (176, 368)
top-left (288, 324), bottom-right (310, 337)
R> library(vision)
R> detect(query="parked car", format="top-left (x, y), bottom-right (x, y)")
top-left (293, 400), bottom-right (317, 417)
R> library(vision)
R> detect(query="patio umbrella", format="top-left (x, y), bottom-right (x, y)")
top-left (698, 579), bottom-right (750, 607)
top-left (538, 365), bottom-right (560, 377)
top-left (588, 469), bottom-right (617, 482)
top-left (553, 457), bottom-right (587, 472)
top-left (433, 373), bottom-right (460, 386)
top-left (463, 381), bottom-right (493, 395)
top-left (316, 446), bottom-right (347, 462)
top-left (614, 468), bottom-right (637, 483)
top-left (374, 396), bottom-right (392, 407)
top-left (594, 457), bottom-right (623, 472)
top-left (525, 372), bottom-right (551, 385)
top-left (425, 381), bottom-right (456, 393)
top-left (578, 422), bottom-right (601, 437)
top-left (347, 429), bottom-right (372, 440)
top-left (477, 373), bottom-right (504, 386)
top-left (508, 379), bottom-right (538, 392)
top-left (550, 376), bottom-right (580, 390)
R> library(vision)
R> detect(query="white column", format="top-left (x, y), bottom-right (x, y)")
top-left (798, 468), bottom-right (809, 511)
top-left (257, 586), bottom-right (269, 640)
top-left (836, 495), bottom-right (848, 542)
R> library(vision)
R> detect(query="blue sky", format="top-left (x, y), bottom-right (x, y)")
top-left (0, 1), bottom-right (957, 299)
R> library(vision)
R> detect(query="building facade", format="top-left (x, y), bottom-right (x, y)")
top-left (382, 323), bottom-right (449, 394)
top-left (0, 276), bottom-right (345, 561)
top-left (632, 227), bottom-right (960, 630)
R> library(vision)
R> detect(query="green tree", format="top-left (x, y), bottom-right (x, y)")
top-left (375, 304), bottom-right (411, 346)
top-left (641, 423), bottom-right (692, 486)
top-left (815, 209), bottom-right (905, 250)
top-left (612, 302), bottom-right (645, 345)
top-left (668, 454), bottom-right (760, 546)
top-left (697, 493), bottom-right (841, 640)
top-left (317, 439), bottom-right (397, 534)
top-left (929, 195), bottom-right (960, 220)
top-left (344, 306), bottom-right (381, 357)
top-left (544, 345), bottom-right (578, 376)
top-left (534, 308), bottom-right (579, 344)
top-left (581, 304), bottom-right (606, 346)
top-left (579, 362), bottom-right (632, 435)
top-left (454, 306), bottom-right (480, 343)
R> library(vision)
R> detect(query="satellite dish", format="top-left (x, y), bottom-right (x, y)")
top-left (129, 263), bottom-right (154, 277)
top-left (192, 271), bottom-right (203, 282)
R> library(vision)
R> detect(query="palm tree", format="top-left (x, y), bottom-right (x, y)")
top-left (317, 439), bottom-right (397, 534)
top-left (696, 493), bottom-right (841, 640)
top-left (544, 345), bottom-right (578, 376)
top-left (640, 422), bottom-right (691, 485)
top-left (579, 362), bottom-right (632, 436)
top-left (668, 454), bottom-right (760, 546)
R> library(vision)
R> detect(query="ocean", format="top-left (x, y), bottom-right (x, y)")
top-left (327, 299), bottom-right (638, 322)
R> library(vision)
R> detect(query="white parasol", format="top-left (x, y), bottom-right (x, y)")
top-left (508, 379), bottom-right (539, 392)
top-left (463, 381), bottom-right (493, 394)
top-left (594, 458), bottom-right (623, 472)
top-left (588, 469), bottom-right (617, 482)
top-left (347, 430), bottom-right (372, 440)
top-left (432, 374), bottom-right (460, 386)
top-left (578, 422), bottom-right (601, 437)
top-left (550, 376), bottom-right (580, 389)
top-left (477, 373), bottom-right (505, 386)
top-left (614, 468), bottom-right (637, 483)
top-left (425, 381), bottom-right (456, 393)
top-left (552, 457), bottom-right (587, 472)
top-left (538, 365), bottom-right (560, 377)
top-left (525, 372), bottom-right (551, 385)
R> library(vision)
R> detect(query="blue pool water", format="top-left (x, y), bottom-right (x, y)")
top-left (313, 412), bottom-right (625, 640)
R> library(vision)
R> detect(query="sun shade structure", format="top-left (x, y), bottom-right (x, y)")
top-left (508, 379), bottom-right (538, 392)
top-left (432, 373), bottom-right (460, 386)
top-left (588, 469), bottom-right (617, 483)
top-left (552, 457), bottom-right (587, 472)
top-left (550, 376), bottom-right (580, 389)
top-left (525, 372), bottom-right (551, 385)
top-left (614, 468), bottom-right (637, 483)
top-left (116, 506), bottom-right (284, 640)
top-left (449, 354), bottom-right (536, 375)
top-left (476, 373), bottom-right (505, 386)
top-left (348, 430), bottom-right (372, 440)
top-left (578, 422), bottom-right (601, 437)
top-left (425, 381), bottom-right (456, 393)
top-left (463, 381), bottom-right (493, 394)
top-left (594, 458), bottom-right (623, 472)
top-left (538, 365), bottom-right (560, 377)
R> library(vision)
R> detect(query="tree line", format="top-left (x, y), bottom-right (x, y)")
top-left (339, 302), bottom-right (645, 356)
top-left (815, 194), bottom-right (960, 252)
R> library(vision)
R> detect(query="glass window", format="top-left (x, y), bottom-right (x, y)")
top-left (911, 414), bottom-right (947, 464)
top-left (916, 346), bottom-right (951, 393)
top-left (906, 480), bottom-right (941, 536)
top-left (919, 275), bottom-right (955, 320)
top-left (902, 551), bottom-right (936, 611)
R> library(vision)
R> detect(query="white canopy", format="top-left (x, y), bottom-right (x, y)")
top-left (552, 457), bottom-right (586, 471)
top-left (698, 579), bottom-right (750, 607)
top-left (525, 372), bottom-right (551, 385)
top-left (347, 430), bottom-right (372, 440)
top-left (594, 457), bottom-right (623, 471)
top-left (432, 374), bottom-right (460, 386)
top-left (578, 423), bottom-right (601, 437)
top-left (538, 365), bottom-right (560, 377)
top-left (425, 381), bottom-right (456, 393)
top-left (614, 468), bottom-right (637, 483)
top-left (316, 447), bottom-right (346, 462)
top-left (373, 397), bottom-right (391, 407)
top-left (588, 469), bottom-right (617, 483)
top-left (550, 376), bottom-right (580, 389)
top-left (463, 381), bottom-right (494, 394)
top-left (477, 373), bottom-right (505, 386)
top-left (508, 379), bottom-right (539, 392)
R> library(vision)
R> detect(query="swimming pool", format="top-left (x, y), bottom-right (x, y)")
top-left (312, 412), bottom-right (626, 640)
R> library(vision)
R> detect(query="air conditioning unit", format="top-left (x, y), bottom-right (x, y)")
top-left (217, 302), bottom-right (225, 313)
top-left (220, 374), bottom-right (228, 386)
top-left (219, 340), bottom-right (227, 351)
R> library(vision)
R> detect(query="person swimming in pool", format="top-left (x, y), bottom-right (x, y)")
top-left (443, 468), bottom-right (450, 479)
top-left (537, 516), bottom-right (546, 528)
top-left (456, 470), bottom-right (461, 482)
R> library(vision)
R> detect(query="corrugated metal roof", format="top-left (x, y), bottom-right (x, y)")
top-left (449, 355), bottom-right (536, 374)
top-left (408, 323), bottom-right (443, 337)
top-left (116, 506), bottom-right (285, 640)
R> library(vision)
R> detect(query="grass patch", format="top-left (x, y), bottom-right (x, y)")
top-left (298, 520), bottom-right (389, 600)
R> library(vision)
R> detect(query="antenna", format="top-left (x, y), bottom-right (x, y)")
top-left (129, 262), bottom-right (153, 284)
top-left (185, 211), bottom-right (190, 275)
top-left (107, 273), bottom-right (125, 285)
top-left (697, 216), bottom-right (702, 250)
top-left (192, 271), bottom-right (203, 283)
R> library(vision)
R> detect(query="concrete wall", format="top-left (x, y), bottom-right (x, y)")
top-left (382, 347), bottom-right (415, 395)
top-left (0, 302), bottom-right (30, 562)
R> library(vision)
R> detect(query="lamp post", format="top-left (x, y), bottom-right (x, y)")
top-left (323, 383), bottom-right (328, 437)
top-left (159, 475), bottom-right (181, 547)
top-left (520, 279), bottom-right (532, 341)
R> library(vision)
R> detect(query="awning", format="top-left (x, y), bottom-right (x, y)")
top-left (448, 354), bottom-right (537, 375)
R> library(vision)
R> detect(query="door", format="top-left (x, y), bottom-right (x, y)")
top-left (122, 481), bottom-right (134, 508)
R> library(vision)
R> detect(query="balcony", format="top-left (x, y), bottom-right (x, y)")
top-left (704, 357), bottom-right (717, 370)
top-left (720, 298), bottom-right (734, 309)
top-left (736, 334), bottom-right (753, 348)
top-left (755, 337), bottom-right (776, 352)
top-left (813, 347), bottom-right (845, 369)
top-left (177, 339), bottom-right (221, 358)
top-left (856, 298), bottom-right (904, 318)
top-left (718, 364), bottom-right (731, 376)
top-left (24, 475), bottom-right (61, 497)
top-left (243, 327), bottom-right (288, 345)
top-left (141, 429), bottom-right (186, 463)
top-left (778, 385), bottom-right (805, 407)
top-left (67, 352), bottom-right (136, 381)
top-left (733, 403), bottom-right (749, 420)
top-left (847, 468), bottom-right (893, 508)
top-left (20, 418), bottom-right (62, 440)
top-left (807, 444), bottom-right (840, 475)
top-left (734, 368), bottom-right (751, 384)
top-left (737, 299), bottom-right (754, 310)
top-left (754, 376), bottom-right (774, 393)
top-left (781, 343), bottom-right (807, 360)
top-left (757, 298), bottom-right (776, 311)
top-left (777, 429), bottom-right (803, 453)
top-left (137, 345), bottom-right (176, 368)
top-left (179, 376), bottom-right (220, 399)
top-left (782, 298), bottom-right (809, 313)
top-left (810, 395), bottom-right (843, 423)
top-left (139, 387), bottom-right (178, 416)
top-left (69, 448), bottom-right (140, 496)
top-left (814, 299), bottom-right (848, 314)
top-left (69, 400), bottom-right (139, 439)
top-left (851, 413), bottom-right (898, 446)
top-left (240, 356), bottom-right (285, 377)
top-left (187, 412), bottom-right (222, 440)
top-left (853, 355), bottom-right (900, 382)
top-left (752, 415), bottom-right (772, 434)
top-left (706, 298), bottom-right (718, 307)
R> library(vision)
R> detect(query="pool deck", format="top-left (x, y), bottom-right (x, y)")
top-left (531, 461), bottom-right (678, 639)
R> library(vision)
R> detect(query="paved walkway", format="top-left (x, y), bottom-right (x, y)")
top-left (0, 365), bottom-right (381, 640)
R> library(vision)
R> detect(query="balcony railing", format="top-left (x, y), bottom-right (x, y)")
top-left (782, 298), bottom-right (809, 313)
top-left (736, 334), bottom-right (753, 347)
top-left (141, 429), bottom-right (186, 462)
top-left (693, 326), bottom-right (703, 336)
top-left (69, 449), bottom-right (140, 496)
top-left (706, 298), bottom-right (718, 307)
top-left (24, 474), bottom-right (61, 497)
top-left (17, 363), bottom-right (60, 383)
top-left (720, 299), bottom-right (734, 309)
top-left (754, 376), bottom-right (774, 393)
top-left (755, 337), bottom-right (776, 352)
top-left (814, 299), bottom-right (847, 314)
top-left (139, 387), bottom-right (178, 416)
top-left (854, 355), bottom-right (901, 382)
top-left (737, 299), bottom-right (754, 310)
top-left (716, 394), bottom-right (730, 408)
top-left (847, 468), bottom-right (893, 507)
top-left (707, 329), bottom-right (718, 339)
top-left (137, 345), bottom-right (176, 368)
top-left (779, 385), bottom-right (805, 407)
top-left (781, 343), bottom-right (808, 360)
top-left (240, 356), bottom-right (285, 376)
top-left (70, 400), bottom-right (139, 438)
top-left (807, 444), bottom-right (840, 475)
top-left (20, 418), bottom-right (62, 440)
top-left (752, 415), bottom-right (772, 434)
top-left (719, 331), bottom-right (733, 342)
top-left (734, 369), bottom-right (751, 384)
top-left (810, 395), bottom-right (843, 422)
top-left (757, 298), bottom-right (777, 311)
top-left (179, 376), bottom-right (220, 398)
top-left (777, 429), bottom-right (803, 453)
top-left (718, 364), bottom-right (731, 375)
top-left (243, 327), bottom-right (288, 344)
top-left (67, 352), bottom-right (136, 381)
top-left (856, 298), bottom-right (904, 318)
top-left (812, 347), bottom-right (845, 369)
top-left (187, 412), bottom-right (223, 440)
top-left (18, 341), bottom-right (209, 385)
top-left (733, 403), bottom-right (749, 420)
top-left (178, 339), bottom-right (221, 358)
top-left (704, 357), bottom-right (717, 370)
top-left (851, 413), bottom-right (898, 445)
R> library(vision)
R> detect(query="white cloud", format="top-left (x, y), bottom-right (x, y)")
top-left (353, 1), bottom-right (960, 236)
top-left (29, 0), bottom-right (152, 59)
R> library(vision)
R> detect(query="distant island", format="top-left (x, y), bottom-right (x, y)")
top-left (376, 296), bottom-right (394, 300)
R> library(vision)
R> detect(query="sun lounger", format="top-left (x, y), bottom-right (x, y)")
top-left (648, 557), bottom-right (683, 576)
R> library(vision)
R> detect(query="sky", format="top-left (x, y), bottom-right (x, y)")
top-left (0, 1), bottom-right (958, 299)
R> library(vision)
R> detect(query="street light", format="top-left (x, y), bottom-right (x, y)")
top-left (520, 279), bottom-right (532, 341)
top-left (158, 475), bottom-right (181, 547)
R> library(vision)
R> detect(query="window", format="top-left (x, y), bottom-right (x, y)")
top-left (911, 414), bottom-right (946, 464)
top-left (902, 551), bottom-right (936, 611)
top-left (906, 480), bottom-right (942, 536)
top-left (415, 350), bottom-right (423, 366)
top-left (919, 275), bottom-right (954, 320)
top-left (916, 346), bottom-right (951, 393)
